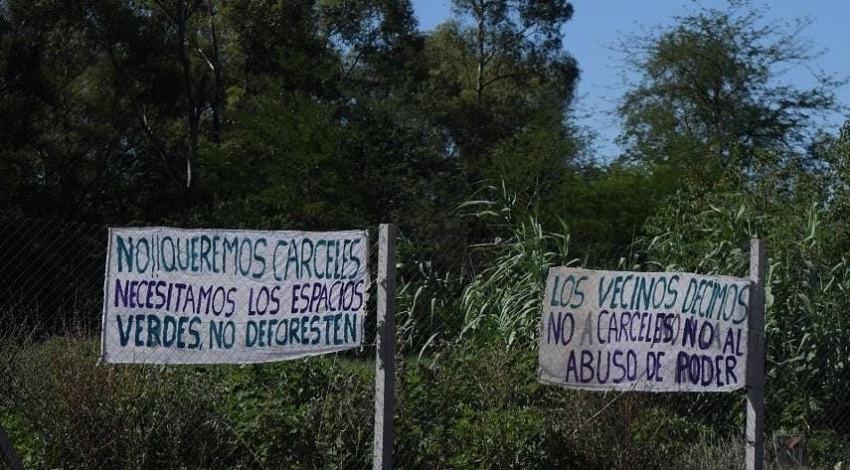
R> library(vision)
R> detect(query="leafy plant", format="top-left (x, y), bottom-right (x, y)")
top-left (458, 184), bottom-right (578, 349)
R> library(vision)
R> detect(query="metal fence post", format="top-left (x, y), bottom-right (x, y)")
top-left (373, 224), bottom-right (396, 470)
top-left (746, 239), bottom-right (766, 470)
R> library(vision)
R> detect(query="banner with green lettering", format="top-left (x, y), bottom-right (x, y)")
top-left (538, 267), bottom-right (750, 392)
top-left (100, 227), bottom-right (369, 364)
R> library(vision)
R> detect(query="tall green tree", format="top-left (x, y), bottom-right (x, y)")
top-left (618, 0), bottom-right (842, 188)
top-left (423, 0), bottom-right (581, 197)
top-left (196, 0), bottom-right (460, 234)
top-left (0, 0), bottom-right (230, 221)
top-left (0, 0), bottom-right (141, 220)
top-left (325, 0), bottom-right (469, 237)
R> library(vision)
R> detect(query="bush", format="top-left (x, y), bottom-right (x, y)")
top-left (1, 336), bottom-right (377, 469)
top-left (3, 337), bottom-right (238, 469)
top-left (213, 357), bottom-right (375, 469)
top-left (397, 340), bottom-right (604, 469)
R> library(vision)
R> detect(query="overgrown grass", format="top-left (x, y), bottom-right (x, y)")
top-left (4, 333), bottom-right (806, 470)
top-left (0, 335), bottom-right (376, 469)
top-left (6, 334), bottom-right (850, 468)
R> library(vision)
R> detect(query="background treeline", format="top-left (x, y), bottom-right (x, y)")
top-left (0, 0), bottom-right (584, 239)
top-left (4, 0), bottom-right (850, 468)
top-left (3, 0), bottom-right (844, 254)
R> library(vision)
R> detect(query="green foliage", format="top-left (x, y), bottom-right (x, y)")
top-left (422, 0), bottom-right (581, 191)
top-left (637, 152), bottom-right (850, 444)
top-left (556, 163), bottom-right (657, 256)
top-left (618, 0), bottom-right (843, 188)
top-left (641, 186), bottom-right (754, 275)
top-left (1, 336), bottom-right (376, 469)
top-left (395, 340), bottom-right (594, 469)
top-left (395, 240), bottom-right (470, 354)
top-left (4, 337), bottom-right (237, 469)
top-left (458, 184), bottom-right (576, 349)
top-left (214, 358), bottom-right (375, 469)
top-left (197, 90), bottom-right (349, 230)
top-left (0, 0), bottom-right (472, 230)
top-left (803, 430), bottom-right (850, 469)
top-left (5, 0), bottom-right (850, 467)
top-left (662, 431), bottom-right (745, 470)
top-left (2, 333), bottom-right (681, 469)
top-left (394, 338), bottom-right (756, 470)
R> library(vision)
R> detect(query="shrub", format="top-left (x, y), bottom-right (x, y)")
top-left (2, 337), bottom-right (377, 469)
top-left (4, 337), bottom-right (238, 469)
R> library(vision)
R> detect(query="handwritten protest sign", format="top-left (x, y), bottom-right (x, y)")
top-left (538, 267), bottom-right (750, 392)
top-left (100, 227), bottom-right (369, 364)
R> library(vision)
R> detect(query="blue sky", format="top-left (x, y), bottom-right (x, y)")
top-left (410, 0), bottom-right (850, 160)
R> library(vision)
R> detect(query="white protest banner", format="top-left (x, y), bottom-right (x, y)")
top-left (538, 267), bottom-right (750, 392)
top-left (100, 227), bottom-right (369, 364)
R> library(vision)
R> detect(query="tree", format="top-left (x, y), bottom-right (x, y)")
top-left (0, 0), bottom-right (142, 220)
top-left (617, 0), bottom-right (843, 186)
top-left (423, 0), bottom-right (581, 191)
top-left (0, 0), bottom-right (231, 221)
top-left (197, 0), bottom-right (465, 235)
top-left (450, 0), bottom-right (576, 104)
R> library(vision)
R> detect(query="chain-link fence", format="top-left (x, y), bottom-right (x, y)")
top-left (0, 217), bottom-right (383, 469)
top-left (2, 216), bottom-right (849, 469)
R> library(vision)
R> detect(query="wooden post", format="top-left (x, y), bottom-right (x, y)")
top-left (746, 239), bottom-right (766, 470)
top-left (0, 424), bottom-right (23, 470)
top-left (373, 224), bottom-right (396, 470)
